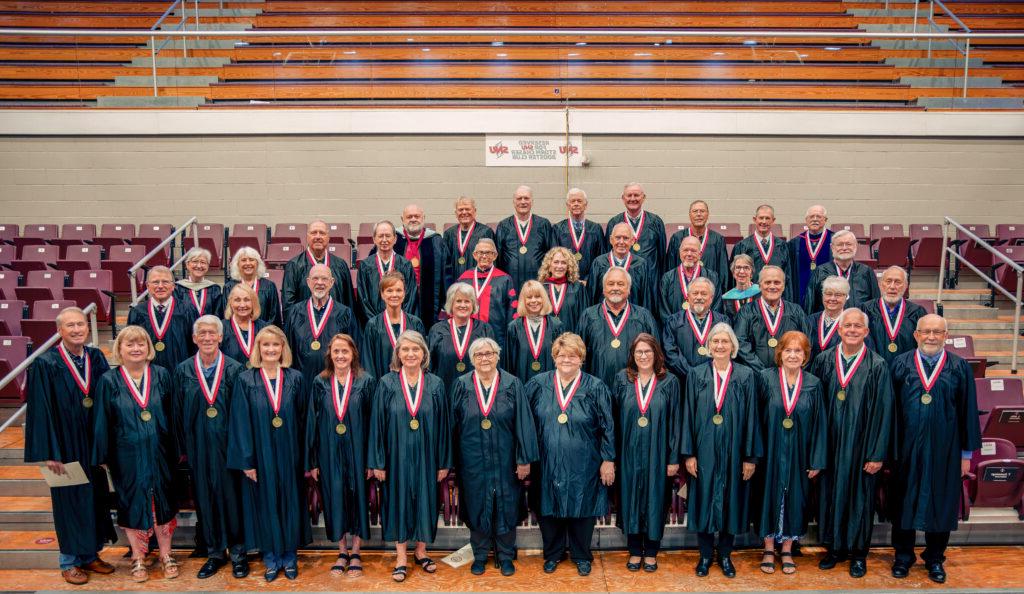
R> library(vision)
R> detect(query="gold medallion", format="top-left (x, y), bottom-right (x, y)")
top-left (712, 414), bottom-right (724, 425)
top-left (574, 252), bottom-right (583, 261)
top-left (837, 390), bottom-right (846, 401)
top-left (246, 362), bottom-right (253, 369)
top-left (154, 341), bottom-right (165, 352)
top-left (782, 417), bottom-right (794, 430)
top-left (481, 418), bottom-right (492, 430)
top-left (206, 407), bottom-right (218, 419)
top-left (637, 416), bottom-right (649, 428)
top-left (140, 410), bottom-right (152, 422)
top-left (456, 362), bottom-right (466, 372)
top-left (410, 257), bottom-right (420, 267)
top-left (557, 412), bottom-right (568, 424)
top-left (888, 342), bottom-right (898, 353)
top-left (682, 302), bottom-right (690, 310)
top-left (310, 340), bottom-right (321, 351)
top-left (921, 393), bottom-right (933, 405)
top-left (632, 243), bottom-right (641, 252)
top-left (458, 257), bottom-right (466, 265)
top-left (810, 262), bottom-right (817, 271)
top-left (611, 338), bottom-right (621, 349)
top-left (699, 259), bottom-right (704, 267)
top-left (518, 246), bottom-right (528, 255)
top-left (697, 346), bottom-right (709, 357)
top-left (272, 416), bottom-right (284, 428)
top-left (82, 397), bottom-right (94, 408)
top-left (531, 361), bottom-right (542, 372)
top-left (336, 422), bottom-right (347, 435)
top-left (768, 337), bottom-right (779, 348)
top-left (409, 418), bottom-right (420, 431)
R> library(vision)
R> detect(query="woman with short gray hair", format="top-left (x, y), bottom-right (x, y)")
top-left (176, 246), bottom-right (224, 318)
top-left (225, 247), bottom-right (282, 327)
top-left (426, 283), bottom-right (495, 391)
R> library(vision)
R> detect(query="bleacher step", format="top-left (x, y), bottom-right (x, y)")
top-left (849, 8), bottom-right (929, 16)
top-left (861, 23), bottom-right (950, 32)
top-left (96, 96), bottom-right (207, 108)
top-left (127, 57), bottom-right (231, 68)
top-left (901, 76), bottom-right (1005, 88)
top-left (159, 22), bottom-right (253, 31)
top-left (918, 97), bottom-right (1024, 109)
top-left (885, 57), bottom-right (986, 68)
top-left (0, 467), bottom-right (49, 497)
top-left (872, 40), bottom-right (960, 50)
top-left (114, 76), bottom-right (219, 87)
top-left (946, 320), bottom-right (1018, 335)
top-left (171, 8), bottom-right (261, 16)
top-left (144, 39), bottom-right (239, 49)
top-left (941, 304), bottom-right (1003, 320)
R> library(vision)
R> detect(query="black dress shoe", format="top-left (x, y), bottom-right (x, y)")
top-left (264, 567), bottom-right (279, 582)
top-left (470, 560), bottom-right (486, 575)
top-left (818, 551), bottom-right (846, 570)
top-left (500, 560), bottom-right (515, 576)
top-left (849, 559), bottom-right (867, 578)
top-left (643, 560), bottom-right (658, 573)
top-left (231, 560), bottom-right (249, 579)
top-left (718, 556), bottom-right (736, 578)
top-left (626, 559), bottom-right (642, 572)
top-left (576, 560), bottom-right (592, 576)
top-left (543, 559), bottom-right (559, 573)
top-left (197, 558), bottom-right (225, 579)
top-left (695, 557), bottom-right (712, 577)
top-left (927, 561), bottom-right (946, 583)
top-left (891, 561), bottom-right (911, 578)
top-left (283, 565), bottom-right (298, 580)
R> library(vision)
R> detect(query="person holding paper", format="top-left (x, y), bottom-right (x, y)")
top-left (92, 326), bottom-right (180, 582)
top-left (25, 307), bottom-right (116, 585)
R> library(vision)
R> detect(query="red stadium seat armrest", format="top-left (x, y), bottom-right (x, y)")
top-left (965, 472), bottom-right (977, 481)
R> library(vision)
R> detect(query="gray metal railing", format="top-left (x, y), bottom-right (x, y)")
top-left (129, 217), bottom-right (199, 306)
top-left (937, 218), bottom-right (1022, 375)
top-left (0, 303), bottom-right (99, 435)
top-left (912, 0), bottom-right (973, 98)
top-left (149, 0), bottom-right (201, 97)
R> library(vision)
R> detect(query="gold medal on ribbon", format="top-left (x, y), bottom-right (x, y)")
top-left (82, 397), bottom-right (93, 408)
top-left (246, 362), bottom-right (253, 369)
top-left (154, 341), bottom-right (165, 352)
top-left (921, 393), bottom-right (933, 405)
top-left (272, 416), bottom-right (283, 428)
top-left (836, 390), bottom-right (846, 401)
top-left (888, 342), bottom-right (898, 353)
top-left (697, 346), bottom-right (709, 357)
top-left (310, 340), bottom-right (321, 351)
top-left (810, 262), bottom-right (817, 271)
top-left (140, 410), bottom-right (152, 422)
top-left (782, 417), bottom-right (794, 429)
top-left (611, 338), bottom-right (621, 349)
top-left (637, 416), bottom-right (649, 428)
top-left (557, 412), bottom-right (568, 424)
top-left (410, 257), bottom-right (420, 267)
top-left (574, 252), bottom-right (583, 261)
top-left (336, 422), bottom-right (347, 435)
top-left (409, 418), bottom-right (420, 431)
top-left (682, 302), bottom-right (690, 310)
top-left (712, 414), bottom-right (724, 425)
top-left (206, 407), bottom-right (218, 419)
top-left (699, 259), bottom-right (704, 267)
top-left (531, 361), bottom-right (541, 371)
top-left (768, 337), bottom-right (779, 348)
top-left (458, 257), bottom-right (466, 265)
top-left (456, 362), bottom-right (466, 372)
top-left (481, 418), bottom-right (492, 430)
top-left (518, 245), bottom-right (528, 255)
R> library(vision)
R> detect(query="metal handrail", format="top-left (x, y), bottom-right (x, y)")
top-left (912, 0), bottom-right (973, 98)
top-left (937, 218), bottom-right (1021, 375)
top-left (129, 217), bottom-right (199, 306)
top-left (0, 303), bottom-right (99, 434)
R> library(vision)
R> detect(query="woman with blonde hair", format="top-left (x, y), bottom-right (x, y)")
top-left (93, 326), bottom-right (179, 582)
top-left (225, 246), bottom-right (282, 327)
top-left (227, 325), bottom-right (310, 582)
top-left (538, 247), bottom-right (587, 330)
top-left (221, 283), bottom-right (266, 366)
top-left (502, 280), bottom-right (564, 383)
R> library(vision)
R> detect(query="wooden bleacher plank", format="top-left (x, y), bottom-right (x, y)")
top-left (252, 14), bottom-right (868, 28)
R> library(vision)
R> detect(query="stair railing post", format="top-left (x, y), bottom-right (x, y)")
top-left (962, 39), bottom-right (971, 98)
top-left (150, 35), bottom-right (158, 96)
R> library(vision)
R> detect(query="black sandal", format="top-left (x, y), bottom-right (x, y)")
top-left (347, 554), bottom-right (363, 576)
top-left (330, 553), bottom-right (349, 574)
top-left (760, 550), bottom-right (776, 574)
top-left (391, 565), bottom-right (408, 582)
top-left (626, 557), bottom-right (642, 572)
top-left (781, 553), bottom-right (797, 574)
top-left (414, 555), bottom-right (437, 573)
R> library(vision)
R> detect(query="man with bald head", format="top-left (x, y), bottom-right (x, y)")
top-left (804, 230), bottom-right (879, 314)
top-left (888, 314), bottom-right (980, 584)
top-left (734, 265), bottom-right (809, 371)
top-left (789, 204), bottom-right (833, 302)
top-left (357, 219), bottom-right (418, 324)
top-left (552, 188), bottom-right (605, 278)
top-left (809, 307), bottom-right (893, 578)
top-left (665, 199), bottom-right (729, 293)
top-left (127, 265), bottom-right (198, 370)
top-left (587, 221), bottom-right (655, 310)
top-left (730, 204), bottom-right (797, 301)
top-left (443, 196), bottom-right (495, 280)
top-left (396, 204), bottom-right (449, 328)
top-left (282, 219), bottom-right (355, 313)
top-left (604, 182), bottom-right (666, 274)
top-left (658, 236), bottom-right (722, 321)
top-left (496, 185), bottom-right (553, 291)
top-left (861, 266), bottom-right (927, 365)
top-left (284, 263), bottom-right (357, 388)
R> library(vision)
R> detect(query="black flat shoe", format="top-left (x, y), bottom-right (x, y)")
top-left (197, 558), bottom-right (225, 579)
top-left (500, 560), bottom-right (515, 576)
top-left (819, 551), bottom-right (845, 570)
top-left (927, 561), bottom-right (946, 584)
top-left (575, 560), bottom-right (591, 576)
top-left (643, 560), bottom-right (658, 573)
top-left (543, 559), bottom-right (559, 573)
top-left (626, 559), bottom-right (642, 572)
top-left (849, 559), bottom-right (867, 578)
top-left (695, 557), bottom-right (712, 577)
top-left (719, 555), bottom-right (736, 578)
top-left (283, 565), bottom-right (298, 580)
top-left (891, 561), bottom-right (911, 578)
top-left (231, 560), bottom-right (249, 579)
top-left (264, 567), bottom-right (279, 582)
top-left (470, 560), bottom-right (486, 575)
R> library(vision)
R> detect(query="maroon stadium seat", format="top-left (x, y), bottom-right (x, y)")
top-left (0, 300), bottom-right (24, 337)
top-left (265, 243), bottom-right (300, 268)
top-left (356, 243), bottom-right (373, 263)
top-left (747, 223), bottom-right (784, 239)
top-left (94, 223), bottom-right (136, 252)
top-left (710, 223), bottom-right (742, 244)
top-left (103, 245), bottom-right (148, 294)
top-left (14, 286), bottom-right (58, 309)
top-left (59, 244), bottom-right (103, 272)
top-left (17, 244), bottom-right (59, 266)
top-left (995, 224), bottom-right (1024, 246)
top-left (274, 223), bottom-right (307, 246)
top-left (0, 244), bottom-right (14, 268)
top-left (870, 223), bottom-right (906, 245)
top-left (326, 223), bottom-right (351, 244)
top-left (25, 270), bottom-right (66, 292)
top-left (0, 271), bottom-right (18, 300)
top-left (195, 224), bottom-right (225, 270)
top-left (0, 224), bottom-right (19, 243)
top-left (357, 222), bottom-right (375, 245)
top-left (327, 243), bottom-right (352, 267)
top-left (910, 299), bottom-right (935, 314)
top-left (7, 260), bottom-right (48, 278)
top-left (31, 299), bottom-right (74, 321)
top-left (789, 223), bottom-right (811, 239)
top-left (976, 378), bottom-right (1024, 440)
top-left (53, 223), bottom-right (96, 249)
top-left (0, 335), bottom-right (31, 402)
top-left (963, 437), bottom-right (1024, 520)
top-left (854, 244), bottom-right (878, 268)
top-left (875, 236), bottom-right (911, 269)
top-left (266, 269), bottom-right (285, 291)
top-left (443, 222), bottom-right (456, 233)
top-left (831, 223), bottom-right (866, 240)
top-left (65, 269), bottom-right (116, 329)
top-left (232, 224), bottom-right (268, 256)
top-left (993, 246), bottom-right (1024, 299)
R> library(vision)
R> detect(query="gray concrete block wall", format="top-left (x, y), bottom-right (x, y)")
top-left (0, 135), bottom-right (1021, 230)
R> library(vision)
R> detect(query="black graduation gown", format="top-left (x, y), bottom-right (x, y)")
top-left (552, 218), bottom-right (605, 278)
top-left (681, 362), bottom-right (763, 534)
top-left (662, 310), bottom-right (721, 380)
top-left (612, 370), bottom-right (681, 541)
top-left (358, 312), bottom-right (426, 380)
top-left (175, 282), bottom-right (225, 319)
top-left (525, 371), bottom-right (614, 518)
top-left (456, 267), bottom-right (516, 347)
top-left (451, 370), bottom-right (539, 535)
top-left (366, 371), bottom-right (452, 543)
top-left (501, 315), bottom-right (564, 384)
top-left (656, 266), bottom-right (722, 321)
top-left (753, 368), bottom-right (827, 538)
top-left (666, 228), bottom-right (730, 291)
top-left (219, 317), bottom-right (267, 366)
top-left (604, 210), bottom-right (667, 275)
top-left (734, 299), bottom-right (810, 372)
top-left (809, 347), bottom-right (893, 552)
top-left (442, 222), bottom-right (495, 280)
top-left (172, 355), bottom-right (246, 554)
top-left (730, 235), bottom-right (798, 302)
top-left (789, 230), bottom-right (833, 304)
top-left (804, 261), bottom-right (880, 314)
top-left (305, 373), bottom-right (375, 541)
top-left (427, 319), bottom-right (495, 393)
top-left (281, 251), bottom-right (354, 314)
top-left (24, 347), bottom-right (115, 556)
top-left (889, 351), bottom-right (981, 532)
top-left (587, 252), bottom-right (656, 311)
top-left (495, 214), bottom-right (554, 292)
top-left (544, 281), bottom-right (587, 332)
top-left (396, 231), bottom-right (450, 328)
top-left (224, 277), bottom-right (283, 328)
top-left (226, 368), bottom-right (312, 554)
top-left (126, 297), bottom-right (198, 372)
top-left (860, 298), bottom-right (927, 365)
top-left (576, 302), bottom-right (659, 388)
top-left (356, 254), bottom-right (419, 323)
top-left (283, 299), bottom-right (358, 389)
top-left (808, 311), bottom-right (844, 362)
top-left (92, 365), bottom-right (179, 529)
